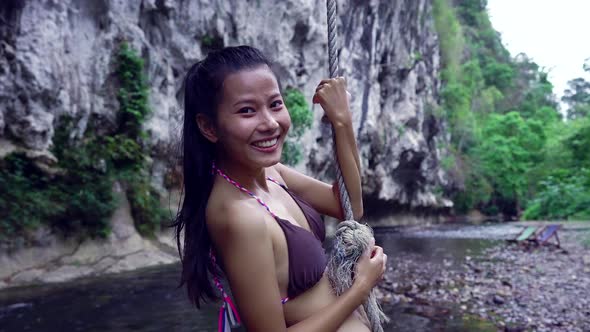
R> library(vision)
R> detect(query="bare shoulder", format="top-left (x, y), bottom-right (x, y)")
top-left (269, 163), bottom-right (290, 183)
top-left (272, 162), bottom-right (286, 176)
top-left (206, 183), bottom-right (270, 244)
top-left (271, 163), bottom-right (344, 219)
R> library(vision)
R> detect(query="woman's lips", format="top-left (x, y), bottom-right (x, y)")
top-left (251, 137), bottom-right (279, 152)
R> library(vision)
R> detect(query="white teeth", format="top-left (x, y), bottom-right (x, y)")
top-left (253, 138), bottom-right (278, 148)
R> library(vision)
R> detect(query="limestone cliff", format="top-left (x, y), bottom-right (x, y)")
top-left (0, 0), bottom-right (452, 224)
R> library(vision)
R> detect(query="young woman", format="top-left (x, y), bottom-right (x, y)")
top-left (175, 45), bottom-right (387, 331)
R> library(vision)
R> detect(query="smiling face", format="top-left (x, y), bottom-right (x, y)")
top-left (211, 65), bottom-right (291, 170)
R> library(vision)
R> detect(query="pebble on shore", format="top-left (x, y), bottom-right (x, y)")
top-left (376, 230), bottom-right (590, 332)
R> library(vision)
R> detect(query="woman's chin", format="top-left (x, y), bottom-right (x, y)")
top-left (258, 152), bottom-right (283, 167)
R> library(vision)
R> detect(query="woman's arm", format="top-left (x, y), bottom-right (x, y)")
top-left (330, 118), bottom-right (363, 220)
top-left (314, 77), bottom-right (363, 220)
top-left (274, 163), bottom-right (345, 220)
top-left (208, 202), bottom-right (384, 331)
top-left (277, 77), bottom-right (363, 220)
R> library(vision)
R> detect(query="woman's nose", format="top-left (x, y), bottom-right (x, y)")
top-left (259, 109), bottom-right (279, 131)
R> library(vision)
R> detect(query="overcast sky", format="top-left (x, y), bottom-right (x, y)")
top-left (487, 0), bottom-right (590, 101)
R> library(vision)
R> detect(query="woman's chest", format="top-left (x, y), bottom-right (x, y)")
top-left (265, 216), bottom-right (328, 299)
top-left (267, 221), bottom-right (290, 297)
top-left (262, 187), bottom-right (311, 231)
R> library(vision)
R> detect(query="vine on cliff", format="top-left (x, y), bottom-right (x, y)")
top-left (114, 42), bottom-right (167, 236)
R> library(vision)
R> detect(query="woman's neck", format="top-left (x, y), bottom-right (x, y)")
top-left (214, 158), bottom-right (270, 193)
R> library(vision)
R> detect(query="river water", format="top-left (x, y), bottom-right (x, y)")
top-left (0, 225), bottom-right (513, 332)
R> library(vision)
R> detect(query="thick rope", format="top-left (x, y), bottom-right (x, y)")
top-left (325, 1), bottom-right (388, 331)
top-left (326, 0), bottom-right (353, 221)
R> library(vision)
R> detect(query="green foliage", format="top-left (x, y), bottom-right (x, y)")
top-left (564, 118), bottom-right (590, 167)
top-left (516, 75), bottom-right (557, 119)
top-left (281, 141), bottom-right (303, 166)
top-left (200, 34), bottom-right (224, 53)
top-left (123, 170), bottom-right (168, 236)
top-left (103, 134), bottom-right (145, 170)
top-left (473, 86), bottom-right (503, 115)
top-left (534, 106), bottom-right (562, 124)
top-left (284, 88), bottom-right (313, 137)
top-left (115, 42), bottom-right (167, 236)
top-left (431, 0), bottom-right (581, 218)
top-left (459, 60), bottom-right (484, 94)
top-left (441, 83), bottom-right (470, 112)
top-left (433, 0), bottom-right (465, 82)
top-left (482, 62), bottom-right (514, 90)
top-left (0, 154), bottom-right (61, 236)
top-left (281, 88), bottom-right (312, 166)
top-left (440, 81), bottom-right (477, 152)
top-left (455, 0), bottom-right (487, 26)
top-left (0, 42), bottom-right (166, 240)
top-left (523, 169), bottom-right (590, 221)
top-left (117, 43), bottom-right (150, 138)
top-left (476, 112), bottom-right (545, 201)
top-left (430, 0), bottom-right (590, 220)
top-left (566, 103), bottom-right (590, 121)
top-left (441, 155), bottom-right (456, 172)
top-left (412, 52), bottom-right (423, 63)
top-left (0, 144), bottom-right (116, 239)
top-left (562, 61), bottom-right (590, 120)
top-left (201, 35), bottom-right (214, 47)
top-left (454, 168), bottom-right (493, 213)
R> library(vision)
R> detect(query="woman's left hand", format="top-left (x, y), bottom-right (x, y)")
top-left (312, 77), bottom-right (352, 127)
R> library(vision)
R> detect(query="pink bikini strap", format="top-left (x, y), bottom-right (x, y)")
top-left (209, 163), bottom-right (289, 326)
top-left (266, 176), bottom-right (287, 189)
top-left (210, 250), bottom-right (241, 331)
top-left (212, 163), bottom-right (279, 219)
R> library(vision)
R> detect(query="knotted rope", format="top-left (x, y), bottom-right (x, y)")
top-left (324, 1), bottom-right (388, 331)
top-left (326, 222), bottom-right (389, 332)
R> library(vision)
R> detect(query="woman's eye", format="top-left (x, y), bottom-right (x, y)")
top-left (270, 100), bottom-right (283, 109)
top-left (238, 107), bottom-right (255, 114)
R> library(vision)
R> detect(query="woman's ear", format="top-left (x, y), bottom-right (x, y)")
top-left (196, 114), bottom-right (218, 143)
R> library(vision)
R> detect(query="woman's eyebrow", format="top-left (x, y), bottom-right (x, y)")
top-left (233, 93), bottom-right (282, 106)
top-left (233, 98), bottom-right (257, 107)
top-left (268, 93), bottom-right (282, 100)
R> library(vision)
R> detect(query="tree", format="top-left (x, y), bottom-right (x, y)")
top-left (564, 119), bottom-right (590, 167)
top-left (562, 76), bottom-right (590, 120)
top-left (482, 61), bottom-right (514, 91)
top-left (476, 112), bottom-right (546, 213)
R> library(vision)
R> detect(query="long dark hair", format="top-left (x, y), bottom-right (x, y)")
top-left (174, 46), bottom-right (274, 308)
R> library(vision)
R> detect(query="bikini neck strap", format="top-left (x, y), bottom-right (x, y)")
top-left (211, 162), bottom-right (278, 219)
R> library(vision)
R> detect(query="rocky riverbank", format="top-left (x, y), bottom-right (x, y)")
top-left (376, 223), bottom-right (590, 332)
top-left (0, 185), bottom-right (179, 290)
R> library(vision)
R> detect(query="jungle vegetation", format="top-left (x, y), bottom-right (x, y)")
top-left (434, 0), bottom-right (590, 220)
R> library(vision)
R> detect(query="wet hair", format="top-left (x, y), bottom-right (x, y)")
top-left (173, 46), bottom-right (275, 308)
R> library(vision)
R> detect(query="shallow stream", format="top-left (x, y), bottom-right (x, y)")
top-left (0, 224), bottom-right (518, 331)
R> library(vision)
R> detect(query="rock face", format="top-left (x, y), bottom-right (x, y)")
top-left (308, 0), bottom-right (451, 219)
top-left (0, 0), bottom-right (451, 222)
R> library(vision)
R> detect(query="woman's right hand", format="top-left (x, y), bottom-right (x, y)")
top-left (353, 237), bottom-right (387, 297)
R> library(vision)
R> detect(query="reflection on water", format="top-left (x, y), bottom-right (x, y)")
top-left (0, 229), bottom-right (500, 332)
top-left (375, 233), bottom-right (501, 262)
top-left (0, 265), bottom-right (219, 332)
